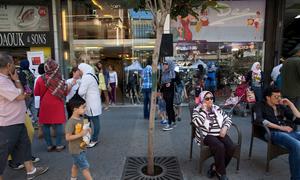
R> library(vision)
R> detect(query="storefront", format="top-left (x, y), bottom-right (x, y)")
top-left (0, 1), bottom-right (54, 74)
top-left (170, 0), bottom-right (266, 98)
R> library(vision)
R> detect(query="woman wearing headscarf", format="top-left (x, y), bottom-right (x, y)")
top-left (34, 59), bottom-right (72, 152)
top-left (192, 91), bottom-right (234, 180)
top-left (246, 62), bottom-right (264, 102)
top-left (78, 63), bottom-right (102, 148)
top-left (18, 59), bottom-right (38, 125)
top-left (160, 59), bottom-right (176, 131)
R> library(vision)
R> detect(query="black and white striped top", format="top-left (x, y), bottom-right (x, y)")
top-left (192, 105), bottom-right (232, 144)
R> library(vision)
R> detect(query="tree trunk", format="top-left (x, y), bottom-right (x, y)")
top-left (147, 26), bottom-right (164, 175)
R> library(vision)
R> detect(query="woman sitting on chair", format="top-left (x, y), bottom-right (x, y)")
top-left (192, 91), bottom-right (235, 180)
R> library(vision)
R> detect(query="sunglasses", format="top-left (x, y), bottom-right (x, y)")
top-left (272, 95), bottom-right (282, 99)
top-left (204, 97), bottom-right (214, 101)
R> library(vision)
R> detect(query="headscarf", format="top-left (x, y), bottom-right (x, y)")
top-left (161, 59), bottom-right (175, 84)
top-left (42, 59), bottom-right (67, 100)
top-left (251, 62), bottom-right (261, 74)
top-left (20, 59), bottom-right (30, 70)
top-left (197, 90), bottom-right (224, 129)
top-left (78, 63), bottom-right (95, 75)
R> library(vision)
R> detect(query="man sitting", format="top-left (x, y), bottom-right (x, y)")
top-left (254, 86), bottom-right (300, 180)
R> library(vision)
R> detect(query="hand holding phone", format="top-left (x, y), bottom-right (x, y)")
top-left (9, 69), bottom-right (19, 82)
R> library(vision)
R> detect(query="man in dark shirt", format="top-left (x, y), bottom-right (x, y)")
top-left (254, 86), bottom-right (300, 180)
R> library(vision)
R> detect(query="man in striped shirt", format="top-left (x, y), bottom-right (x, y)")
top-left (192, 91), bottom-right (234, 180)
top-left (142, 59), bottom-right (152, 120)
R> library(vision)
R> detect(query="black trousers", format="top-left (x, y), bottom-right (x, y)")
top-left (163, 91), bottom-right (175, 125)
top-left (0, 124), bottom-right (32, 175)
top-left (203, 135), bottom-right (235, 175)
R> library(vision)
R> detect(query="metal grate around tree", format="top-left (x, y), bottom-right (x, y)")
top-left (121, 156), bottom-right (183, 180)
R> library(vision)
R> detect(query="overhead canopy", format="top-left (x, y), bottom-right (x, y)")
top-left (124, 61), bottom-right (143, 71)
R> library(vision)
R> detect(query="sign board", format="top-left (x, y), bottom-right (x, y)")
top-left (171, 1), bottom-right (266, 42)
top-left (0, 5), bottom-right (49, 32)
top-left (26, 51), bottom-right (44, 76)
top-left (0, 32), bottom-right (51, 47)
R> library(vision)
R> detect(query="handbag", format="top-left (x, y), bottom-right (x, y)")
top-left (246, 88), bottom-right (256, 103)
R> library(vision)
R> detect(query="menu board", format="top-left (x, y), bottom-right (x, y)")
top-left (0, 5), bottom-right (49, 32)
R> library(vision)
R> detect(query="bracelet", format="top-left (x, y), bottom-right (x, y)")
top-left (15, 80), bottom-right (21, 83)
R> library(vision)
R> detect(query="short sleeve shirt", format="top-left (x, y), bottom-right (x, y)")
top-left (65, 118), bottom-right (86, 154)
top-left (0, 73), bottom-right (26, 126)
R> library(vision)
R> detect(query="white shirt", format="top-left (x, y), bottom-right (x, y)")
top-left (271, 64), bottom-right (283, 81)
top-left (66, 78), bottom-right (80, 102)
top-left (78, 74), bottom-right (102, 116)
top-left (109, 71), bottom-right (118, 86)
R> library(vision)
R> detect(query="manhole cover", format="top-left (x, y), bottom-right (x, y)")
top-left (121, 156), bottom-right (183, 180)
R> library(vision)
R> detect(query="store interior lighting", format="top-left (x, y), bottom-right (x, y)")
top-left (295, 15), bottom-right (300, 19)
top-left (91, 0), bottom-right (103, 10)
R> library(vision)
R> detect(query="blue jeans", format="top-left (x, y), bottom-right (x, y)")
top-left (42, 124), bottom-right (64, 147)
top-left (142, 88), bottom-right (151, 119)
top-left (25, 96), bottom-right (38, 123)
top-left (252, 86), bottom-right (263, 102)
top-left (271, 130), bottom-right (300, 180)
top-left (72, 151), bottom-right (90, 170)
top-left (87, 115), bottom-right (100, 142)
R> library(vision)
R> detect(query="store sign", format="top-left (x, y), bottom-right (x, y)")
top-left (171, 1), bottom-right (266, 42)
top-left (0, 32), bottom-right (50, 47)
top-left (0, 5), bottom-right (49, 32)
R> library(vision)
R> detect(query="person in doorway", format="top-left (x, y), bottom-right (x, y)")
top-left (78, 63), bottom-right (102, 148)
top-left (254, 86), bottom-right (300, 180)
top-left (141, 58), bottom-right (152, 120)
top-left (246, 62), bottom-right (264, 102)
top-left (66, 67), bottom-right (81, 103)
top-left (96, 61), bottom-right (109, 110)
top-left (192, 91), bottom-right (234, 180)
top-left (0, 52), bottom-right (48, 180)
top-left (108, 65), bottom-right (118, 105)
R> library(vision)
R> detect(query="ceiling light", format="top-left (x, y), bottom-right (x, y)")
top-left (295, 15), bottom-right (300, 19)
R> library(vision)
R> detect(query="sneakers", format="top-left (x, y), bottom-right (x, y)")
top-left (87, 141), bottom-right (98, 148)
top-left (172, 122), bottom-right (177, 128)
top-left (162, 124), bottom-right (173, 131)
top-left (31, 156), bottom-right (40, 163)
top-left (27, 166), bottom-right (49, 180)
top-left (8, 161), bottom-right (24, 170)
top-left (160, 119), bottom-right (168, 125)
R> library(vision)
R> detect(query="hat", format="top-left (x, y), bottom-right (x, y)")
top-left (163, 61), bottom-right (168, 65)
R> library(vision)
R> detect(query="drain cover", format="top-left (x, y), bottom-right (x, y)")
top-left (121, 156), bottom-right (183, 180)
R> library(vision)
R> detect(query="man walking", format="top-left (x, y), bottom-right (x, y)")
top-left (0, 53), bottom-right (48, 180)
top-left (142, 59), bottom-right (152, 120)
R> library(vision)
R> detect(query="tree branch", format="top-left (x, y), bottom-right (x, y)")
top-left (158, 0), bottom-right (165, 13)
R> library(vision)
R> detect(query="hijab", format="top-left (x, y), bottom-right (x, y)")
top-left (20, 59), bottom-right (30, 70)
top-left (42, 59), bottom-right (67, 100)
top-left (251, 62), bottom-right (261, 74)
top-left (161, 59), bottom-right (175, 84)
top-left (78, 63), bottom-right (95, 75)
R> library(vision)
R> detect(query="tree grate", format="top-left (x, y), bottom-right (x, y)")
top-left (121, 156), bottom-right (183, 180)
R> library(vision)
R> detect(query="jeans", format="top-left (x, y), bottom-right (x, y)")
top-left (142, 88), bottom-right (151, 119)
top-left (108, 82), bottom-right (116, 104)
top-left (271, 130), bottom-right (300, 180)
top-left (252, 86), bottom-right (263, 102)
top-left (25, 96), bottom-right (38, 123)
top-left (72, 151), bottom-right (90, 170)
top-left (42, 124), bottom-right (64, 147)
top-left (87, 115), bottom-right (100, 142)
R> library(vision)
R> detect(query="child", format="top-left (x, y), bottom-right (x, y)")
top-left (157, 92), bottom-right (167, 124)
top-left (66, 96), bottom-right (93, 180)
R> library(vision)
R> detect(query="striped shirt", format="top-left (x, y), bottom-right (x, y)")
top-left (192, 105), bottom-right (232, 144)
top-left (142, 65), bottom-right (152, 89)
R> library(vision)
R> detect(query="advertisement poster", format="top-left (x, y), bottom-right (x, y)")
top-left (27, 51), bottom-right (44, 76)
top-left (0, 5), bottom-right (49, 32)
top-left (171, 1), bottom-right (265, 42)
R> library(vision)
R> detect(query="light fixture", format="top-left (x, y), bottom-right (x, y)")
top-left (62, 10), bottom-right (67, 41)
top-left (295, 15), bottom-right (300, 19)
top-left (232, 48), bottom-right (239, 51)
top-left (91, 0), bottom-right (103, 11)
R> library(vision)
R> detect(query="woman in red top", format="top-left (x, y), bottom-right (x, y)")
top-left (35, 59), bottom-right (73, 152)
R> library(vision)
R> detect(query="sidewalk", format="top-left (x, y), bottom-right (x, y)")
top-left (3, 106), bottom-right (290, 180)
